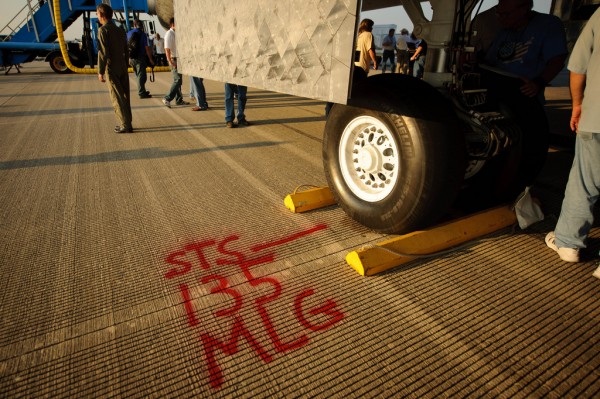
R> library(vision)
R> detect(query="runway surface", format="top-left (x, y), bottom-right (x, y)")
top-left (0, 62), bottom-right (598, 398)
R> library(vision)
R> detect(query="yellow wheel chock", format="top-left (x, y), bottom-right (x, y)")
top-left (346, 205), bottom-right (517, 276)
top-left (284, 186), bottom-right (336, 213)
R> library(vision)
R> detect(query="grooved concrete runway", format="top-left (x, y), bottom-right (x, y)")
top-left (0, 62), bottom-right (598, 398)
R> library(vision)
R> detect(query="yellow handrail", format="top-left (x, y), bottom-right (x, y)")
top-left (52, 0), bottom-right (170, 74)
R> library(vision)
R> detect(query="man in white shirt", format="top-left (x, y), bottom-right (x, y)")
top-left (162, 18), bottom-right (187, 107)
top-left (395, 28), bottom-right (410, 74)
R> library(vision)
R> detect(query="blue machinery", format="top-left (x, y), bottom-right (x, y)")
top-left (0, 0), bottom-right (155, 73)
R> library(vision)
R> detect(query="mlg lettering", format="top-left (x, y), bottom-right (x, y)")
top-left (163, 224), bottom-right (345, 389)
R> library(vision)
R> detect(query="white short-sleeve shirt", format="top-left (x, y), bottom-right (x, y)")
top-left (164, 28), bottom-right (177, 58)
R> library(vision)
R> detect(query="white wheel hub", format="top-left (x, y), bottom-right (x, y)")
top-left (339, 115), bottom-right (400, 202)
top-left (358, 145), bottom-right (381, 172)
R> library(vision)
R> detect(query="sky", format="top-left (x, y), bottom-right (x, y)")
top-left (0, 0), bottom-right (553, 41)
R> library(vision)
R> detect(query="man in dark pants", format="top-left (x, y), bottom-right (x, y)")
top-left (96, 3), bottom-right (132, 133)
top-left (224, 83), bottom-right (249, 128)
top-left (127, 20), bottom-right (154, 99)
top-left (162, 17), bottom-right (188, 107)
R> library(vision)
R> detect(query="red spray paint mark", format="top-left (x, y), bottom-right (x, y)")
top-left (166, 224), bottom-right (345, 389)
top-left (201, 315), bottom-right (273, 389)
top-left (179, 283), bottom-right (199, 328)
top-left (250, 223), bottom-right (328, 252)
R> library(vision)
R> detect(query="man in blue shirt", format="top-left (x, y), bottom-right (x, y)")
top-left (481, 0), bottom-right (568, 191)
top-left (127, 20), bottom-right (155, 99)
top-left (381, 29), bottom-right (397, 74)
top-left (484, 0), bottom-right (567, 102)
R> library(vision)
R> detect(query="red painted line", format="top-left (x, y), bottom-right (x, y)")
top-left (250, 224), bottom-right (327, 252)
top-left (179, 283), bottom-right (199, 328)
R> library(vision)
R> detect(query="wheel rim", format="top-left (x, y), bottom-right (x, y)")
top-left (52, 56), bottom-right (67, 72)
top-left (339, 115), bottom-right (400, 202)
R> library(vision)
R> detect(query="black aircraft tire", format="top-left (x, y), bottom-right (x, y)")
top-left (323, 78), bottom-right (465, 234)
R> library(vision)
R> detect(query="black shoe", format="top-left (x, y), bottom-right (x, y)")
top-left (238, 118), bottom-right (250, 126)
top-left (175, 100), bottom-right (189, 106)
top-left (139, 93), bottom-right (152, 99)
top-left (226, 121), bottom-right (236, 128)
top-left (114, 126), bottom-right (133, 133)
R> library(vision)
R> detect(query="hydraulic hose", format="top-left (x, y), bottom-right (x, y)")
top-left (52, 0), bottom-right (170, 74)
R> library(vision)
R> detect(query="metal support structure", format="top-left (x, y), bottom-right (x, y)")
top-left (48, 0), bottom-right (56, 27)
top-left (123, 0), bottom-right (131, 31)
top-left (26, 0), bottom-right (41, 42)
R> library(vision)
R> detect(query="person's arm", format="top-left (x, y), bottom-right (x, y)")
top-left (165, 48), bottom-right (175, 68)
top-left (97, 28), bottom-right (107, 82)
top-left (145, 45), bottom-right (155, 65)
top-left (369, 48), bottom-right (377, 70)
top-left (569, 71), bottom-right (586, 132)
top-left (141, 35), bottom-right (154, 65)
top-left (520, 53), bottom-right (567, 97)
top-left (366, 33), bottom-right (377, 70)
top-left (410, 45), bottom-right (422, 61)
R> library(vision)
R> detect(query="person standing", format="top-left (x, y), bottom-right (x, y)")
top-left (484, 0), bottom-right (567, 102)
top-left (410, 35), bottom-right (427, 79)
top-left (224, 83), bottom-right (249, 128)
top-left (381, 28), bottom-right (396, 73)
top-left (395, 28), bottom-right (410, 74)
top-left (162, 18), bottom-right (187, 107)
top-left (96, 3), bottom-right (132, 133)
top-left (127, 20), bottom-right (154, 99)
top-left (154, 33), bottom-right (166, 66)
top-left (190, 76), bottom-right (209, 111)
top-left (545, 7), bottom-right (600, 279)
top-left (482, 0), bottom-right (568, 190)
top-left (354, 18), bottom-right (377, 78)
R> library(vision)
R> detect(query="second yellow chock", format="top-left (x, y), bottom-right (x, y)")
top-left (346, 205), bottom-right (517, 276)
top-left (284, 186), bottom-right (337, 213)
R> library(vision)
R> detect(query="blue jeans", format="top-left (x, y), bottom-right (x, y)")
top-left (190, 77), bottom-right (208, 107)
top-left (382, 50), bottom-right (395, 73)
top-left (164, 65), bottom-right (183, 102)
top-left (554, 132), bottom-right (600, 249)
top-left (413, 55), bottom-right (425, 79)
top-left (130, 57), bottom-right (148, 96)
top-left (225, 83), bottom-right (247, 122)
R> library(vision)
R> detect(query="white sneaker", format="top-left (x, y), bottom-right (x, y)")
top-left (545, 231), bottom-right (580, 262)
top-left (593, 265), bottom-right (600, 279)
top-left (162, 98), bottom-right (171, 107)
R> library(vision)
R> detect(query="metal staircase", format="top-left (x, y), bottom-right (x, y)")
top-left (0, 0), bottom-right (153, 72)
top-left (1, 1), bottom-right (91, 45)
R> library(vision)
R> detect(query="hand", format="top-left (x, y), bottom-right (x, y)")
top-left (570, 105), bottom-right (582, 132)
top-left (519, 78), bottom-right (542, 98)
top-left (98, 73), bottom-right (105, 83)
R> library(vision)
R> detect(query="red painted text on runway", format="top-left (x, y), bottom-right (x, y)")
top-left (163, 224), bottom-right (345, 389)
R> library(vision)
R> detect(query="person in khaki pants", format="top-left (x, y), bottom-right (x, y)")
top-left (96, 3), bottom-right (133, 133)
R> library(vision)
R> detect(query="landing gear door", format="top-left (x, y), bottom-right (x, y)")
top-left (174, 0), bottom-right (360, 105)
